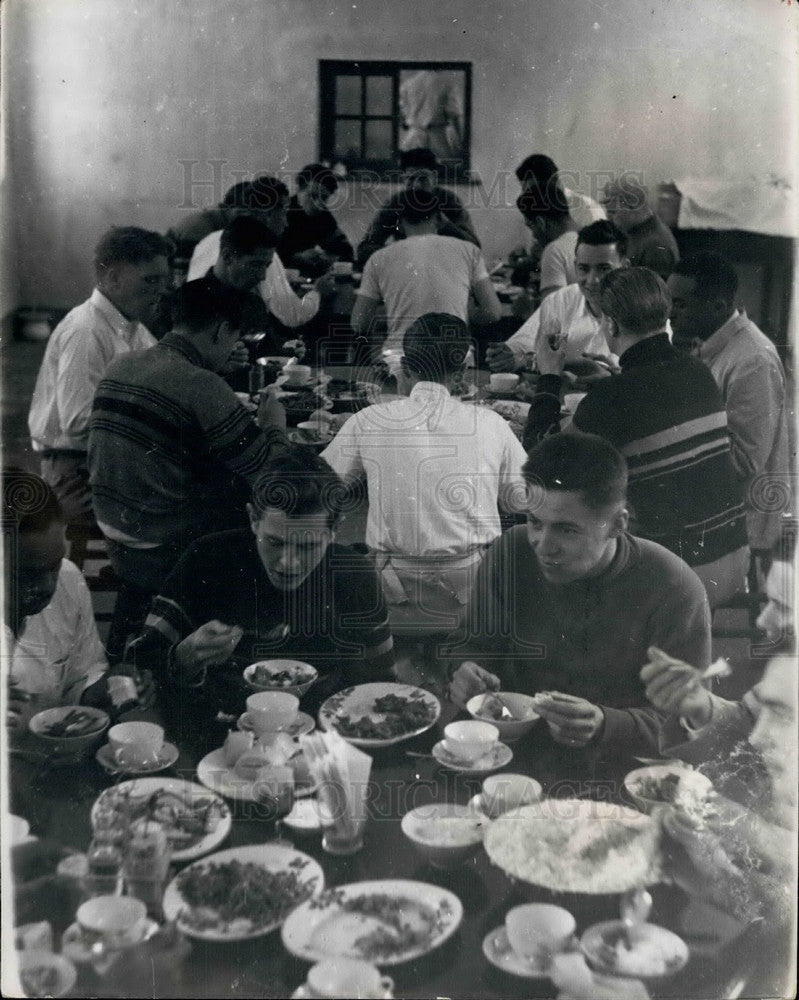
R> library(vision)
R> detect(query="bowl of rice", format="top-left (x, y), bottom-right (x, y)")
top-left (623, 764), bottom-right (713, 816)
top-left (401, 803), bottom-right (489, 868)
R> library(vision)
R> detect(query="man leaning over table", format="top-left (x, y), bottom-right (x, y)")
top-left (27, 227), bottom-right (171, 526)
top-left (486, 220), bottom-right (628, 374)
top-left (446, 432), bottom-right (711, 757)
top-left (125, 449), bottom-right (395, 754)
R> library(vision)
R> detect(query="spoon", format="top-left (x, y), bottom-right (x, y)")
top-left (620, 888), bottom-right (652, 950)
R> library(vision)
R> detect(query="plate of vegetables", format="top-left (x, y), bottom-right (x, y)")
top-left (317, 683), bottom-right (440, 747)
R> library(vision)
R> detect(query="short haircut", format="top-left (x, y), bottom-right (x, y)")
top-left (599, 267), bottom-right (671, 335)
top-left (170, 277), bottom-right (243, 334)
top-left (672, 252), bottom-right (739, 304)
top-left (94, 227), bottom-right (170, 272)
top-left (221, 180), bottom-right (253, 208)
top-left (403, 313), bottom-right (471, 381)
top-left (251, 449), bottom-right (347, 528)
top-left (296, 163), bottom-right (338, 196)
top-left (576, 219), bottom-right (628, 258)
top-left (523, 433), bottom-right (628, 511)
top-left (516, 184), bottom-right (570, 223)
top-left (398, 187), bottom-right (439, 224)
top-left (515, 153), bottom-right (558, 185)
top-left (246, 174), bottom-right (290, 210)
top-left (399, 147), bottom-right (439, 171)
top-left (2, 467), bottom-right (63, 535)
top-left (220, 215), bottom-right (278, 255)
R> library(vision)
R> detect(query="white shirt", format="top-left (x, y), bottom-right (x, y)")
top-left (321, 382), bottom-right (527, 557)
top-left (506, 284), bottom-right (609, 366)
top-left (4, 559), bottom-right (108, 707)
top-left (357, 233), bottom-right (490, 352)
top-left (28, 289), bottom-right (156, 452)
top-left (539, 230), bottom-right (578, 292)
top-left (188, 230), bottom-right (320, 327)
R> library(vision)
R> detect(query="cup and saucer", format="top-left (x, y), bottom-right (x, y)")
top-left (95, 721), bottom-right (178, 776)
top-left (292, 958), bottom-right (394, 999)
top-left (237, 711), bottom-right (315, 738)
top-left (432, 722), bottom-right (513, 774)
top-left (62, 896), bottom-right (159, 971)
top-left (483, 903), bottom-right (577, 979)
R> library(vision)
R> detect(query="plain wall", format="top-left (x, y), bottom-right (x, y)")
top-left (1, 0), bottom-right (797, 311)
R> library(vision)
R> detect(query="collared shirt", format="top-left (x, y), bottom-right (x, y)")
top-left (506, 283), bottom-right (609, 366)
top-left (28, 289), bottom-right (156, 452)
top-left (699, 310), bottom-right (790, 549)
top-left (188, 231), bottom-right (320, 327)
top-left (322, 382), bottom-right (527, 557)
top-left (5, 559), bottom-right (107, 707)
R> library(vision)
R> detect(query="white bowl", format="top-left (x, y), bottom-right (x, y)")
top-left (244, 659), bottom-right (318, 698)
top-left (623, 764), bottom-right (713, 815)
top-left (29, 706), bottom-right (110, 761)
top-left (401, 803), bottom-right (489, 868)
top-left (14, 950), bottom-right (77, 998)
top-left (466, 692), bottom-right (540, 741)
top-left (443, 720), bottom-right (498, 764)
top-left (481, 773), bottom-right (542, 818)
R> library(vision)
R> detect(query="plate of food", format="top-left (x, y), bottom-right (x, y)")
top-left (197, 740), bottom-right (316, 802)
top-left (162, 843), bottom-right (323, 941)
top-left (623, 764), bottom-right (713, 817)
top-left (92, 778), bottom-right (232, 861)
top-left (317, 683), bottom-right (441, 748)
top-left (484, 799), bottom-right (663, 894)
top-left (581, 920), bottom-right (689, 978)
top-left (281, 880), bottom-right (463, 966)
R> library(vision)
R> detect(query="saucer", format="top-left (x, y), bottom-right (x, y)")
top-left (431, 740), bottom-right (513, 774)
top-left (95, 741), bottom-right (179, 776)
top-left (237, 711), bottom-right (315, 738)
top-left (62, 918), bottom-right (159, 965)
top-left (482, 925), bottom-right (551, 978)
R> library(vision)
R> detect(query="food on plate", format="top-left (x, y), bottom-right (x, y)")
top-left (175, 858), bottom-right (316, 933)
top-left (223, 730), bottom-right (254, 767)
top-left (235, 749), bottom-right (274, 782)
top-left (334, 693), bottom-right (436, 740)
top-left (591, 922), bottom-right (688, 977)
top-left (484, 800), bottom-right (661, 893)
top-left (19, 965), bottom-right (61, 998)
top-left (251, 662), bottom-right (315, 688)
top-left (40, 709), bottom-right (105, 737)
top-left (96, 786), bottom-right (228, 851)
top-left (474, 693), bottom-right (532, 722)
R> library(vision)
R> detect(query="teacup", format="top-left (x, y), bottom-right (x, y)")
top-left (76, 895), bottom-right (148, 952)
top-left (505, 903), bottom-right (576, 967)
top-left (296, 420), bottom-right (330, 443)
top-left (481, 773), bottom-right (542, 818)
top-left (283, 364), bottom-right (312, 386)
top-left (489, 373), bottom-right (520, 393)
top-left (443, 720), bottom-right (498, 764)
top-left (107, 721), bottom-right (163, 770)
top-left (246, 691), bottom-right (298, 734)
top-left (306, 958), bottom-right (393, 998)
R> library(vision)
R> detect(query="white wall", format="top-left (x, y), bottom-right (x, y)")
top-left (2, 0), bottom-right (797, 310)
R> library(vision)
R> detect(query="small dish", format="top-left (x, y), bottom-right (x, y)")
top-left (482, 926), bottom-right (552, 978)
top-left (580, 920), bottom-right (689, 979)
top-left (13, 950), bottom-right (78, 998)
top-left (95, 741), bottom-right (179, 776)
top-left (237, 711), bottom-right (315, 738)
top-left (431, 740), bottom-right (513, 774)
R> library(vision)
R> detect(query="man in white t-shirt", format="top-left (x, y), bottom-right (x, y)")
top-left (515, 184), bottom-right (579, 300)
top-left (351, 190), bottom-right (501, 355)
top-left (487, 220), bottom-right (629, 372)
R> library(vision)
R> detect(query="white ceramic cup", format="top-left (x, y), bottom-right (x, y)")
top-left (76, 895), bottom-right (148, 951)
top-left (443, 720), bottom-right (498, 764)
top-left (307, 958), bottom-right (393, 998)
top-left (246, 691), bottom-right (298, 734)
top-left (481, 773), bottom-right (542, 818)
top-left (107, 721), bottom-right (163, 769)
top-left (489, 372), bottom-right (520, 392)
top-left (505, 903), bottom-right (576, 965)
top-left (283, 364), bottom-right (312, 386)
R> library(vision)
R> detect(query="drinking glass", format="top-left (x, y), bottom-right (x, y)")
top-left (252, 766), bottom-right (295, 845)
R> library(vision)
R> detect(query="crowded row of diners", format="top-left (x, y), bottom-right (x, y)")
top-left (2, 11), bottom-right (797, 996)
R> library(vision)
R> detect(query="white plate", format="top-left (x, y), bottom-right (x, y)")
top-left (196, 747), bottom-right (316, 801)
top-left (581, 920), bottom-right (689, 979)
top-left (92, 777), bottom-right (232, 862)
top-left (95, 741), bottom-right (179, 776)
top-left (163, 843), bottom-right (323, 942)
top-left (237, 711), bottom-right (315, 738)
top-left (281, 879), bottom-right (463, 966)
top-left (318, 682), bottom-right (440, 748)
top-left (482, 925), bottom-right (552, 978)
top-left (431, 740), bottom-right (513, 774)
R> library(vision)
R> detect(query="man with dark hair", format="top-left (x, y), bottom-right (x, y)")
top-left (523, 267), bottom-right (749, 607)
top-left (487, 220), bottom-right (628, 372)
top-left (168, 179), bottom-right (254, 263)
top-left (515, 154), bottom-right (606, 230)
top-left (28, 226), bottom-right (171, 524)
top-left (356, 148), bottom-right (480, 269)
top-left (276, 163), bottom-right (354, 276)
top-left (668, 252), bottom-right (789, 556)
top-left (188, 174), bottom-right (335, 328)
top-left (601, 175), bottom-right (679, 280)
top-left (447, 432), bottom-right (711, 756)
top-left (322, 313), bottom-right (526, 616)
top-left (352, 190), bottom-right (500, 355)
top-left (515, 186), bottom-right (578, 299)
top-left (88, 278), bottom-right (289, 646)
top-left (125, 449), bottom-right (394, 750)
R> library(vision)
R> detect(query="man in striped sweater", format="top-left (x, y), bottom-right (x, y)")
top-left (523, 267), bottom-right (748, 607)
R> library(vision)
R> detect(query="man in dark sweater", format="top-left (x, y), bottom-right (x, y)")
top-left (127, 450), bottom-right (394, 752)
top-left (277, 163), bottom-right (354, 277)
top-left (523, 267), bottom-right (749, 607)
top-left (447, 432), bottom-right (710, 758)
